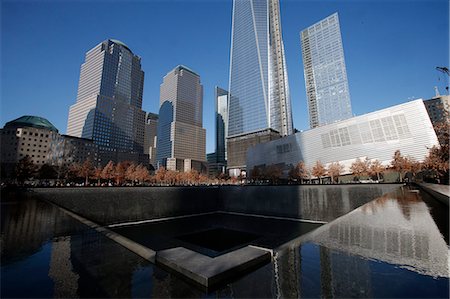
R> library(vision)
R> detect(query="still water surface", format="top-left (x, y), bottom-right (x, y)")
top-left (1, 186), bottom-right (448, 298)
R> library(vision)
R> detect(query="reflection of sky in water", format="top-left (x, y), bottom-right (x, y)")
top-left (131, 266), bottom-right (153, 298)
top-left (1, 242), bottom-right (54, 298)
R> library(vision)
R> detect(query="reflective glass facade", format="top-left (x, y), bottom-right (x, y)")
top-left (215, 87), bottom-right (228, 163)
top-left (301, 13), bottom-right (352, 128)
top-left (67, 39), bottom-right (146, 164)
top-left (228, 0), bottom-right (293, 138)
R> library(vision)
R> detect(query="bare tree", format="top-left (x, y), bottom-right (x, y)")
top-left (312, 161), bottom-right (326, 184)
top-left (251, 166), bottom-right (262, 181)
top-left (15, 156), bottom-right (37, 184)
top-left (265, 164), bottom-right (283, 184)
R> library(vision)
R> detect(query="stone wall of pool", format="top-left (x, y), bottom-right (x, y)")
top-left (30, 184), bottom-right (402, 225)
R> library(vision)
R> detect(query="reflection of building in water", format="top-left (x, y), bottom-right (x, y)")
top-left (277, 247), bottom-right (301, 298)
top-left (297, 185), bottom-right (384, 222)
top-left (312, 191), bottom-right (449, 277)
top-left (327, 247), bottom-right (372, 298)
top-left (49, 237), bottom-right (79, 298)
top-left (1, 199), bottom-right (81, 260)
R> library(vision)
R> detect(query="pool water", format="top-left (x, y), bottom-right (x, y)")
top-left (1, 186), bottom-right (448, 298)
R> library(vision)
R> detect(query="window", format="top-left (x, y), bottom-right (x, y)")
top-left (321, 133), bottom-right (331, 148)
top-left (370, 119), bottom-right (385, 142)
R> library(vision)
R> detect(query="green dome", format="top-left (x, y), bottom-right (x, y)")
top-left (5, 115), bottom-right (58, 132)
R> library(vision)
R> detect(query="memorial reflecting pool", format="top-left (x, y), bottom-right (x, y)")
top-left (1, 185), bottom-right (449, 298)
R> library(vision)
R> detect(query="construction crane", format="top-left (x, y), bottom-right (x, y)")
top-left (436, 66), bottom-right (450, 76)
top-left (436, 66), bottom-right (449, 94)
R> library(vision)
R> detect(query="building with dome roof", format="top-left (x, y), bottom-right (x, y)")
top-left (1, 116), bottom-right (59, 168)
top-left (1, 115), bottom-right (97, 177)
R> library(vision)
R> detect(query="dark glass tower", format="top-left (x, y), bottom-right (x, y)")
top-left (67, 39), bottom-right (146, 164)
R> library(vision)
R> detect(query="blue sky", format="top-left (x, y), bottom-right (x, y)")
top-left (1, 0), bottom-right (448, 154)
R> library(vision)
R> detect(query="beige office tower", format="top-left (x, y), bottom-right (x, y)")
top-left (156, 65), bottom-right (206, 173)
top-left (67, 39), bottom-right (146, 165)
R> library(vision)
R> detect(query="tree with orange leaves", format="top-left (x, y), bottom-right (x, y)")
top-left (328, 162), bottom-right (344, 183)
top-left (391, 150), bottom-right (413, 182)
top-left (77, 159), bottom-right (94, 186)
top-left (154, 167), bottom-right (167, 185)
top-left (115, 161), bottom-right (131, 186)
top-left (101, 161), bottom-right (115, 185)
top-left (93, 166), bottom-right (103, 186)
top-left (368, 159), bottom-right (385, 181)
top-left (288, 161), bottom-right (308, 184)
top-left (423, 112), bottom-right (449, 182)
top-left (135, 164), bottom-right (150, 185)
top-left (350, 158), bottom-right (370, 181)
top-left (312, 161), bottom-right (326, 184)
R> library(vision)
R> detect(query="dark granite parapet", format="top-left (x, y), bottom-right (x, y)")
top-left (32, 187), bottom-right (221, 225)
top-left (31, 184), bottom-right (402, 225)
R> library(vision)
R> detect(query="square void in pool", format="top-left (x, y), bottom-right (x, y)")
top-left (176, 228), bottom-right (260, 252)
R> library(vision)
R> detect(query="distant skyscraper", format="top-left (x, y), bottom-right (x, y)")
top-left (144, 112), bottom-right (158, 168)
top-left (156, 65), bottom-right (206, 173)
top-left (67, 39), bottom-right (146, 165)
top-left (301, 13), bottom-right (352, 128)
top-left (227, 0), bottom-right (292, 175)
top-left (215, 86), bottom-right (228, 163)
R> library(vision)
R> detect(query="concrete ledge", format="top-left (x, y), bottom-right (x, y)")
top-left (418, 183), bottom-right (449, 206)
top-left (47, 200), bottom-right (156, 263)
top-left (156, 246), bottom-right (271, 291)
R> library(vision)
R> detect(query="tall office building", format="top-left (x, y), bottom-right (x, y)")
top-left (144, 112), bottom-right (158, 168)
top-left (156, 65), bottom-right (206, 173)
top-left (215, 86), bottom-right (228, 163)
top-left (227, 0), bottom-right (293, 175)
top-left (207, 87), bottom-right (229, 177)
top-left (301, 13), bottom-right (352, 128)
top-left (67, 39), bottom-right (146, 165)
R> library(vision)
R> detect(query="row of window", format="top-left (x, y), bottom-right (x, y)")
top-left (320, 114), bottom-right (411, 149)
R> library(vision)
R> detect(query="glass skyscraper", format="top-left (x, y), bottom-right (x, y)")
top-left (228, 0), bottom-right (293, 138)
top-left (67, 39), bottom-right (146, 165)
top-left (156, 65), bottom-right (206, 173)
top-left (215, 86), bottom-right (228, 163)
top-left (227, 0), bottom-right (293, 174)
top-left (301, 13), bottom-right (353, 128)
